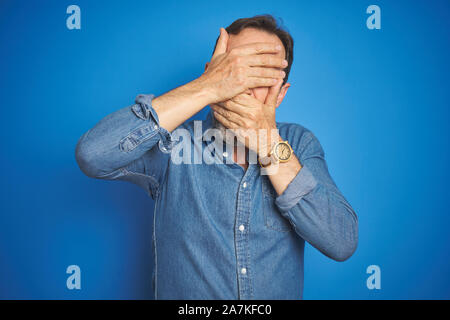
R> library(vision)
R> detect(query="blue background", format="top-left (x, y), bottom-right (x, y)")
top-left (0, 0), bottom-right (449, 299)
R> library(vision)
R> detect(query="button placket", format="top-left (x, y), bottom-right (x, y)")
top-left (234, 169), bottom-right (255, 300)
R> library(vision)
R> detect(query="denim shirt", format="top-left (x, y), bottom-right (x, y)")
top-left (75, 94), bottom-right (358, 299)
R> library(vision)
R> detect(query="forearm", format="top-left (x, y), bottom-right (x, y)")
top-left (76, 94), bottom-right (169, 178)
top-left (152, 77), bottom-right (215, 132)
top-left (274, 155), bottom-right (358, 261)
top-left (269, 132), bottom-right (358, 261)
top-left (266, 156), bottom-right (302, 195)
top-left (277, 177), bottom-right (358, 261)
top-left (76, 74), bottom-right (214, 178)
top-left (267, 146), bottom-right (357, 261)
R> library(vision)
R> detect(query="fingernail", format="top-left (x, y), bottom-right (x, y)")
top-left (282, 60), bottom-right (288, 67)
top-left (281, 71), bottom-right (286, 78)
top-left (276, 45), bottom-right (282, 51)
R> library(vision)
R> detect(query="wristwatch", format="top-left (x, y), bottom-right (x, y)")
top-left (259, 140), bottom-right (293, 167)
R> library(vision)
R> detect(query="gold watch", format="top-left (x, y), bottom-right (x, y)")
top-left (259, 140), bottom-right (293, 167)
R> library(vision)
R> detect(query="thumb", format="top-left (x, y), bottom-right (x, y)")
top-left (265, 79), bottom-right (283, 107)
top-left (212, 28), bottom-right (228, 59)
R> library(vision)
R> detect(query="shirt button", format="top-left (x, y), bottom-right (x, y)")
top-left (241, 268), bottom-right (247, 275)
top-left (223, 151), bottom-right (228, 158)
top-left (242, 182), bottom-right (247, 188)
top-left (153, 124), bottom-right (159, 130)
top-left (239, 225), bottom-right (245, 232)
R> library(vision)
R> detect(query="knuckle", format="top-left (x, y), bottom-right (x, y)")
top-left (234, 95), bottom-right (243, 103)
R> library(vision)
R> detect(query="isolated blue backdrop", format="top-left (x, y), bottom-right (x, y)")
top-left (0, 0), bottom-right (449, 299)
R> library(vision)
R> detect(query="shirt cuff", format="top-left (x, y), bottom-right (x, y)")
top-left (133, 94), bottom-right (174, 153)
top-left (275, 165), bottom-right (318, 212)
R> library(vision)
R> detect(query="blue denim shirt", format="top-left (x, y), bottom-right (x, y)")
top-left (75, 94), bottom-right (358, 299)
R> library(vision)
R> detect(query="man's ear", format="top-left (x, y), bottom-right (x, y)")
top-left (275, 82), bottom-right (291, 108)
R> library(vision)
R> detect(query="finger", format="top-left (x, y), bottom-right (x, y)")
top-left (213, 101), bottom-right (233, 111)
top-left (214, 101), bottom-right (229, 110)
top-left (212, 101), bottom-right (251, 118)
top-left (247, 67), bottom-right (286, 79)
top-left (245, 54), bottom-right (288, 68)
top-left (265, 79), bottom-right (283, 106)
top-left (230, 42), bottom-right (282, 56)
top-left (213, 110), bottom-right (240, 129)
top-left (246, 77), bottom-right (279, 89)
top-left (210, 103), bottom-right (222, 109)
top-left (211, 105), bottom-right (246, 126)
top-left (212, 28), bottom-right (228, 59)
top-left (231, 93), bottom-right (261, 106)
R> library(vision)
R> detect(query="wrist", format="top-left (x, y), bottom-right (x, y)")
top-left (258, 131), bottom-right (282, 158)
top-left (193, 75), bottom-right (219, 105)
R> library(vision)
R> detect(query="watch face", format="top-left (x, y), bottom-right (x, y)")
top-left (275, 142), bottom-right (292, 161)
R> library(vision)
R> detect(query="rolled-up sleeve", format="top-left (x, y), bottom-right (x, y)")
top-left (130, 94), bottom-right (174, 153)
top-left (274, 130), bottom-right (358, 262)
top-left (275, 166), bottom-right (317, 212)
top-left (75, 94), bottom-right (173, 185)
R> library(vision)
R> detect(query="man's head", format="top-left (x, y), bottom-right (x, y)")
top-left (210, 14), bottom-right (293, 105)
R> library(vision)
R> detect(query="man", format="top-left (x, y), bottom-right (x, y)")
top-left (75, 15), bottom-right (358, 299)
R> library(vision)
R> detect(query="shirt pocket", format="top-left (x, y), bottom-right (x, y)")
top-left (261, 176), bottom-right (293, 232)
